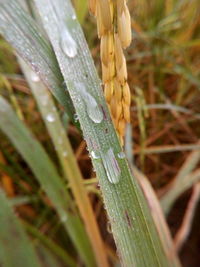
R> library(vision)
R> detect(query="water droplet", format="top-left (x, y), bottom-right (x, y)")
top-left (91, 151), bottom-right (100, 159)
top-left (63, 151), bottom-right (68, 157)
top-left (102, 148), bottom-right (121, 184)
top-left (46, 113), bottom-right (55, 122)
top-left (31, 71), bottom-right (40, 82)
top-left (60, 28), bottom-right (77, 58)
top-left (117, 152), bottom-right (126, 159)
top-left (75, 82), bottom-right (103, 123)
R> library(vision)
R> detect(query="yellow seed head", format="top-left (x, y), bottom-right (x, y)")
top-left (91, 0), bottom-right (132, 145)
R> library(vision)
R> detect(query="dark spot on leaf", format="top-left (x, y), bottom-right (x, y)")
top-left (101, 105), bottom-right (107, 120)
top-left (124, 210), bottom-right (132, 227)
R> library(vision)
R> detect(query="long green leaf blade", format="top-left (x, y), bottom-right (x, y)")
top-left (19, 59), bottom-right (108, 267)
top-left (0, 0), bottom-right (75, 122)
top-left (0, 190), bottom-right (41, 267)
top-left (34, 0), bottom-right (171, 266)
top-left (0, 96), bottom-right (95, 267)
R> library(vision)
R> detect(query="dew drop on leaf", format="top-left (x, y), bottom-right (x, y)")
top-left (30, 71), bottom-right (40, 82)
top-left (75, 82), bottom-right (103, 123)
top-left (46, 113), bottom-right (55, 122)
top-left (91, 151), bottom-right (100, 159)
top-left (60, 28), bottom-right (77, 58)
top-left (102, 148), bottom-right (121, 184)
top-left (117, 152), bottom-right (126, 159)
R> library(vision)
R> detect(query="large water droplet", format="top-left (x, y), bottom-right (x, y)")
top-left (60, 28), bottom-right (77, 58)
top-left (117, 152), bottom-right (126, 159)
top-left (31, 71), bottom-right (40, 82)
top-left (75, 82), bottom-right (103, 123)
top-left (102, 148), bottom-right (121, 184)
top-left (91, 151), bottom-right (100, 159)
top-left (46, 113), bottom-right (55, 122)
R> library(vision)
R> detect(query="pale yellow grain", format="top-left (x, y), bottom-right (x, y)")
top-left (88, 0), bottom-right (97, 15)
top-left (98, 0), bottom-right (112, 31)
top-left (104, 81), bottom-right (113, 102)
top-left (117, 4), bottom-right (132, 48)
top-left (123, 82), bottom-right (131, 106)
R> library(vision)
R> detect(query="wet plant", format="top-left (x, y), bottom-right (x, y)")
top-left (1, 0), bottom-right (200, 266)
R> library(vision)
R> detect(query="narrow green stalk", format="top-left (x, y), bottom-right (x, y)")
top-left (19, 59), bottom-right (108, 267)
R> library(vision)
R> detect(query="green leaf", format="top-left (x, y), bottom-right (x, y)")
top-left (24, 221), bottom-right (76, 267)
top-left (19, 59), bottom-right (108, 267)
top-left (74, 0), bottom-right (88, 24)
top-left (33, 0), bottom-right (171, 266)
top-left (0, 96), bottom-right (95, 267)
top-left (0, 0), bottom-right (76, 124)
top-left (0, 190), bottom-right (41, 267)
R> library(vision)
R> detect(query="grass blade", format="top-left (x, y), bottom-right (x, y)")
top-left (19, 58), bottom-right (108, 267)
top-left (161, 147), bottom-right (200, 214)
top-left (24, 221), bottom-right (76, 267)
top-left (0, 1), bottom-right (75, 123)
top-left (133, 167), bottom-right (181, 267)
top-left (0, 96), bottom-right (95, 267)
top-left (33, 0), bottom-right (171, 266)
top-left (0, 190), bottom-right (41, 267)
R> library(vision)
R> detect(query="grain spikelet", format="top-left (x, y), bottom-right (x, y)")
top-left (90, 0), bottom-right (132, 145)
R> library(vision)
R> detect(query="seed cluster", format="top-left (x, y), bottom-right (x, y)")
top-left (89, 0), bottom-right (132, 145)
